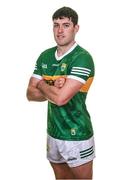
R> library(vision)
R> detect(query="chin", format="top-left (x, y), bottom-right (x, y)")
top-left (57, 41), bottom-right (70, 46)
top-left (57, 43), bottom-right (66, 46)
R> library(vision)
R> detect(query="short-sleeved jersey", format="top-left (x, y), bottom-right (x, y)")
top-left (32, 44), bottom-right (95, 140)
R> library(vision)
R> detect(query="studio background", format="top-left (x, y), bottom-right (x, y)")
top-left (0, 0), bottom-right (127, 179)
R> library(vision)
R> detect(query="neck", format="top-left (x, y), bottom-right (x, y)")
top-left (57, 41), bottom-right (76, 57)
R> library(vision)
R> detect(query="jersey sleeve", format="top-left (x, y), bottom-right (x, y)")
top-left (68, 52), bottom-right (95, 84)
top-left (32, 54), bottom-right (43, 80)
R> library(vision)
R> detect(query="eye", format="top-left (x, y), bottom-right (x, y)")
top-left (64, 24), bottom-right (70, 28)
top-left (53, 24), bottom-right (59, 28)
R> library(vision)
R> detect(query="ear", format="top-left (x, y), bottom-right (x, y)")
top-left (74, 24), bottom-right (79, 33)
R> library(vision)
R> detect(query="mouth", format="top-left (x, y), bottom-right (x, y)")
top-left (57, 35), bottom-right (65, 39)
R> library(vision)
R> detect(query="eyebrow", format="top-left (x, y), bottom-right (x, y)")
top-left (53, 22), bottom-right (71, 25)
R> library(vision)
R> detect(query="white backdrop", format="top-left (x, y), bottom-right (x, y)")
top-left (0, 0), bottom-right (127, 179)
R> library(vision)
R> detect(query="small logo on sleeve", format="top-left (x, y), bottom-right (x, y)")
top-left (41, 63), bottom-right (47, 68)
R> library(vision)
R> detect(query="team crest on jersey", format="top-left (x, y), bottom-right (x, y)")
top-left (41, 63), bottom-right (47, 68)
top-left (61, 63), bottom-right (67, 72)
top-left (71, 128), bottom-right (76, 136)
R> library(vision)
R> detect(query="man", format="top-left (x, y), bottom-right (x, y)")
top-left (27, 6), bottom-right (95, 179)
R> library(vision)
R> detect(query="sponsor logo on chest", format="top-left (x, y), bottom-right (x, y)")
top-left (52, 64), bottom-right (59, 67)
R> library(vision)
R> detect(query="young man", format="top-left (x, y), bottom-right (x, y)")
top-left (27, 7), bottom-right (95, 179)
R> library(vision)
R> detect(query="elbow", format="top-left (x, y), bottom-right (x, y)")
top-left (26, 88), bottom-right (34, 101)
top-left (27, 95), bottom-right (32, 101)
top-left (26, 90), bottom-right (32, 101)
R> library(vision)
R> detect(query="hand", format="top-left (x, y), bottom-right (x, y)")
top-left (37, 79), bottom-right (45, 89)
top-left (54, 77), bottom-right (66, 88)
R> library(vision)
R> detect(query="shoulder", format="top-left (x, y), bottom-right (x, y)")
top-left (36, 46), bottom-right (57, 64)
top-left (72, 45), bottom-right (94, 67)
top-left (39, 46), bottom-right (57, 58)
top-left (76, 45), bottom-right (93, 60)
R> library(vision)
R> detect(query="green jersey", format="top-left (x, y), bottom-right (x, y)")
top-left (33, 44), bottom-right (95, 140)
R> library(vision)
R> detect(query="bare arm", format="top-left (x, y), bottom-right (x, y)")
top-left (37, 78), bottom-right (83, 106)
top-left (26, 77), bottom-right (47, 102)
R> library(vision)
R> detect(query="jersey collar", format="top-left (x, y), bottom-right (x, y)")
top-left (55, 42), bottom-right (78, 61)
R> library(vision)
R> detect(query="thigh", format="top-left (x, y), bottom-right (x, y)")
top-left (50, 162), bottom-right (74, 179)
top-left (71, 160), bottom-right (93, 179)
top-left (47, 135), bottom-right (65, 164)
top-left (60, 136), bottom-right (95, 168)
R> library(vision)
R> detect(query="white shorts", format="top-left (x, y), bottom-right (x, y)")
top-left (47, 135), bottom-right (95, 168)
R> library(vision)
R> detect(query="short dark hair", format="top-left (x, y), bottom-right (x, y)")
top-left (52, 7), bottom-right (78, 26)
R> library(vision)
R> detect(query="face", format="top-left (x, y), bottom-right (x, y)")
top-left (53, 17), bottom-right (79, 47)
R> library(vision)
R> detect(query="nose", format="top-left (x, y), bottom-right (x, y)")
top-left (58, 26), bottom-right (63, 33)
